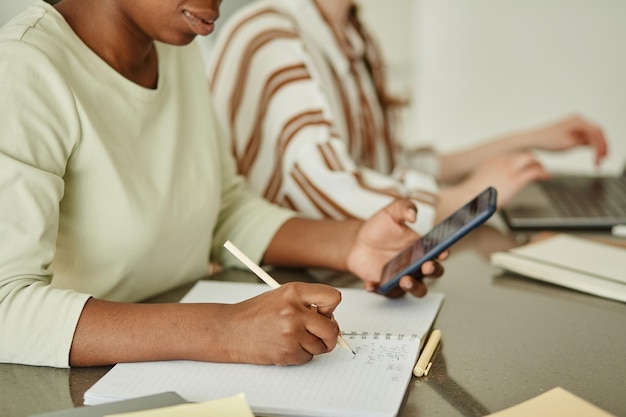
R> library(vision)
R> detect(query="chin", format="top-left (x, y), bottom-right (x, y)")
top-left (160, 33), bottom-right (198, 46)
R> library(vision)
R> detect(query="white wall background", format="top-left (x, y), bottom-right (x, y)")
top-left (4, 0), bottom-right (625, 174)
top-left (359, 0), bottom-right (626, 174)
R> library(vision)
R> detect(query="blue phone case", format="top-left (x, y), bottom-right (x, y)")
top-left (377, 187), bottom-right (498, 295)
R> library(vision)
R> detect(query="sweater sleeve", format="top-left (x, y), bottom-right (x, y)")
top-left (207, 8), bottom-right (438, 235)
top-left (209, 93), bottom-right (296, 268)
top-left (0, 40), bottom-right (90, 367)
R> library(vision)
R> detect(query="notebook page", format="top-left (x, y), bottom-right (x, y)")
top-left (85, 338), bottom-right (419, 417)
top-left (85, 281), bottom-right (444, 417)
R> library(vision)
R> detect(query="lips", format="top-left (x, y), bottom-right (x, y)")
top-left (182, 10), bottom-right (215, 36)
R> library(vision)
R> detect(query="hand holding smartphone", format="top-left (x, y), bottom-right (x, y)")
top-left (377, 187), bottom-right (498, 295)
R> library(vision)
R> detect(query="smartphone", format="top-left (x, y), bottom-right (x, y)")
top-left (377, 186), bottom-right (498, 295)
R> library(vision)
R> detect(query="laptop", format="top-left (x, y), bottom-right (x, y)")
top-left (501, 163), bottom-right (626, 231)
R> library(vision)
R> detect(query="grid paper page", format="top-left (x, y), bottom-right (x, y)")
top-left (85, 281), bottom-right (444, 417)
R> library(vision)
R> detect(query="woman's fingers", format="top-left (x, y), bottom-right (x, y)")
top-left (399, 275), bottom-right (428, 298)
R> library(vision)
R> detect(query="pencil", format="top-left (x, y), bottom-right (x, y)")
top-left (224, 240), bottom-right (356, 355)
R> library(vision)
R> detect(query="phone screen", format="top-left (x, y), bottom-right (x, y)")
top-left (378, 187), bottom-right (497, 294)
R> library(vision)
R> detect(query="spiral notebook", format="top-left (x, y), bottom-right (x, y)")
top-left (84, 280), bottom-right (444, 417)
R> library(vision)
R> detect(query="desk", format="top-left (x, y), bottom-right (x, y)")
top-left (1, 223), bottom-right (625, 417)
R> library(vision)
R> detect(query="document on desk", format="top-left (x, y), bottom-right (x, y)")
top-left (491, 234), bottom-right (626, 303)
top-left (84, 281), bottom-right (444, 417)
top-left (105, 393), bottom-right (253, 417)
top-left (486, 387), bottom-right (617, 417)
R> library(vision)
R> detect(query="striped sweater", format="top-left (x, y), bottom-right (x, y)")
top-left (208, 0), bottom-right (440, 234)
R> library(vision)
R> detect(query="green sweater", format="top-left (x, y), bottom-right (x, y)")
top-left (0, 1), bottom-right (294, 367)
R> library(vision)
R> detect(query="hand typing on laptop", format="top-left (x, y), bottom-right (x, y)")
top-left (436, 114), bottom-right (609, 223)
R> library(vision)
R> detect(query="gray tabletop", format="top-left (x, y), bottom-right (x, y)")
top-left (1, 223), bottom-right (625, 417)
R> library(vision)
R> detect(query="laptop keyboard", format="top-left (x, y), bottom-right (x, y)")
top-left (540, 177), bottom-right (626, 218)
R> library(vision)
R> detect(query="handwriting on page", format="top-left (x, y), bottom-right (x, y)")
top-left (354, 339), bottom-right (418, 383)
top-left (345, 332), bottom-right (420, 382)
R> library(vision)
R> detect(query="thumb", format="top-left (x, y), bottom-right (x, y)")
top-left (384, 199), bottom-right (418, 225)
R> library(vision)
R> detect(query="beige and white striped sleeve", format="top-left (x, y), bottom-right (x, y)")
top-left (207, 7), bottom-right (438, 235)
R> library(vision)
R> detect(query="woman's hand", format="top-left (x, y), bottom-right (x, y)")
top-left (436, 152), bottom-right (551, 223)
top-left (464, 152), bottom-right (550, 206)
top-left (345, 199), bottom-right (447, 298)
top-left (518, 114), bottom-right (608, 165)
top-left (439, 114), bottom-right (608, 185)
top-left (71, 283), bottom-right (342, 366)
top-left (219, 282), bottom-right (342, 365)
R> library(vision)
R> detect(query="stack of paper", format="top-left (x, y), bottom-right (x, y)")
top-left (491, 234), bottom-right (626, 303)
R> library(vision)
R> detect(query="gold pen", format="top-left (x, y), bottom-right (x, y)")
top-left (413, 329), bottom-right (441, 377)
top-left (224, 240), bottom-right (356, 355)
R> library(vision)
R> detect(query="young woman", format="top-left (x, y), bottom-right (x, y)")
top-left (0, 0), bottom-right (445, 368)
top-left (207, 0), bottom-right (608, 234)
